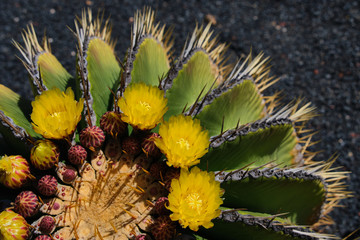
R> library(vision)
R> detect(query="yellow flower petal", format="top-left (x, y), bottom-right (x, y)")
top-left (30, 88), bottom-right (84, 139)
top-left (155, 115), bottom-right (209, 168)
top-left (117, 83), bottom-right (168, 130)
top-left (167, 167), bottom-right (223, 231)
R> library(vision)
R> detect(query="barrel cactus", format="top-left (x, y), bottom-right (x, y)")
top-left (0, 8), bottom-right (350, 240)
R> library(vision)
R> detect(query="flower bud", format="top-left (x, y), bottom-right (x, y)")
top-left (30, 140), bottom-right (59, 170)
top-left (14, 191), bottom-right (39, 218)
top-left (80, 126), bottom-right (105, 151)
top-left (0, 155), bottom-right (31, 189)
top-left (100, 111), bottom-right (127, 137)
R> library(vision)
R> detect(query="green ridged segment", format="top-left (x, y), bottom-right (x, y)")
top-left (0, 84), bottom-right (40, 138)
top-left (131, 38), bottom-right (170, 86)
top-left (197, 209), bottom-right (317, 240)
top-left (165, 51), bottom-right (219, 120)
top-left (86, 38), bottom-right (121, 123)
top-left (0, 85), bottom-right (41, 155)
top-left (200, 219), bottom-right (304, 240)
top-left (221, 176), bottom-right (325, 225)
top-left (196, 80), bottom-right (265, 136)
top-left (199, 123), bottom-right (297, 171)
top-left (37, 52), bottom-right (73, 92)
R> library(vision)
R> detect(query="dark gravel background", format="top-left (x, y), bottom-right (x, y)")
top-left (0, 0), bottom-right (359, 237)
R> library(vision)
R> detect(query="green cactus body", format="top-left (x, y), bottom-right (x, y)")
top-left (0, 7), bottom-right (350, 240)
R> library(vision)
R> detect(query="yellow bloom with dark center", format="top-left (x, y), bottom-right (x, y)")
top-left (117, 83), bottom-right (168, 130)
top-left (31, 88), bottom-right (84, 139)
top-left (167, 167), bottom-right (223, 231)
top-left (155, 115), bottom-right (209, 168)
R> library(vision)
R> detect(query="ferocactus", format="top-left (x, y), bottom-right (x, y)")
top-left (0, 8), bottom-right (350, 240)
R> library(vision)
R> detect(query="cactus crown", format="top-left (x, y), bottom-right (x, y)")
top-left (0, 7), bottom-right (351, 240)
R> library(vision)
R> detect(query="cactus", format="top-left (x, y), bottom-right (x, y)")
top-left (30, 140), bottom-right (59, 170)
top-left (34, 236), bottom-right (51, 240)
top-left (151, 215), bottom-right (177, 240)
top-left (100, 111), bottom-right (127, 137)
top-left (14, 191), bottom-right (39, 218)
top-left (0, 7), bottom-right (351, 240)
top-left (67, 145), bottom-right (88, 165)
top-left (0, 155), bottom-right (31, 189)
top-left (37, 175), bottom-right (58, 196)
top-left (38, 216), bottom-right (55, 234)
top-left (80, 126), bottom-right (105, 150)
top-left (0, 209), bottom-right (29, 240)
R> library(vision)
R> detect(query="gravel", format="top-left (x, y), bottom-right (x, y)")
top-left (1, 0), bottom-right (359, 237)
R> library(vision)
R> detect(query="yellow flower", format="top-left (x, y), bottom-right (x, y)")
top-left (0, 209), bottom-right (29, 240)
top-left (167, 167), bottom-right (223, 231)
top-left (31, 88), bottom-right (84, 139)
top-left (155, 115), bottom-right (209, 168)
top-left (117, 83), bottom-right (168, 130)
